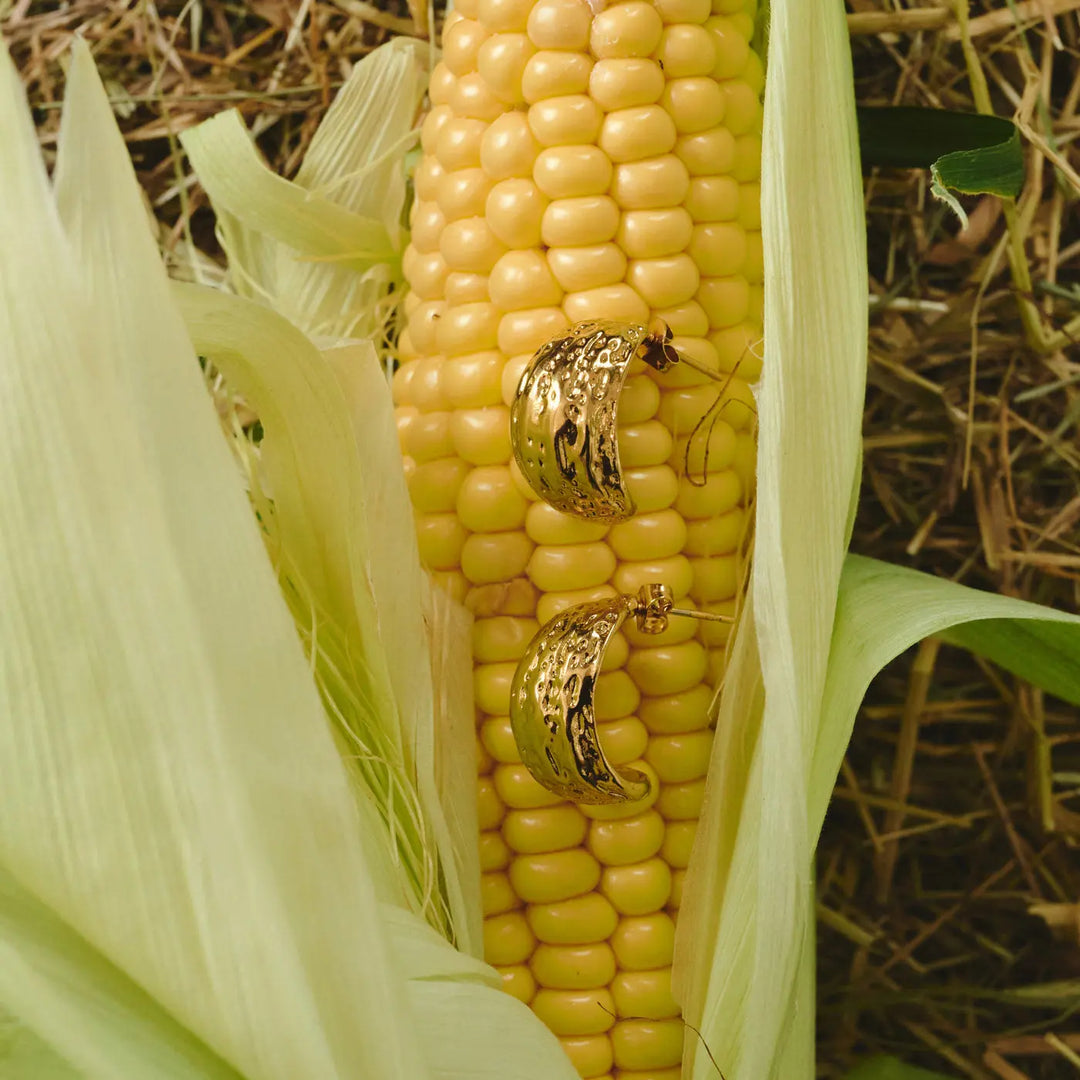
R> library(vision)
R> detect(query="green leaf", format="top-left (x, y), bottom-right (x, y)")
top-left (857, 106), bottom-right (1024, 224)
top-left (845, 1055), bottom-right (959, 1080)
top-left (809, 555), bottom-right (1080, 834)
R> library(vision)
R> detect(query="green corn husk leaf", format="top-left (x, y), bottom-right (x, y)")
top-left (180, 37), bottom-right (427, 342)
top-left (0, 37), bottom-right (579, 1080)
top-left (172, 281), bottom-right (480, 952)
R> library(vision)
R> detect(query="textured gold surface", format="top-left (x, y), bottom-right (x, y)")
top-left (510, 585), bottom-right (677, 805)
top-left (510, 320), bottom-right (678, 523)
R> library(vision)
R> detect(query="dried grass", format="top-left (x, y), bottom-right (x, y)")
top-left (5, 1), bottom-right (1079, 1077)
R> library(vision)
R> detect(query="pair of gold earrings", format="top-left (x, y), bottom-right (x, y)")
top-left (507, 320), bottom-right (736, 806)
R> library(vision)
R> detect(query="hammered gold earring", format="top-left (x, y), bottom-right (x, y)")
top-left (510, 584), bottom-right (731, 805)
top-left (509, 319), bottom-right (735, 523)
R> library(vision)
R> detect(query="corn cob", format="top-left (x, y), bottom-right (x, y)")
top-left (395, 0), bottom-right (762, 1073)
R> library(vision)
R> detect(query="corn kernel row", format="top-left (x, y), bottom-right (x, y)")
top-left (395, 0), bottom-right (761, 1074)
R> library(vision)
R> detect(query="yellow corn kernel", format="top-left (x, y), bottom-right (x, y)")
top-left (674, 470), bottom-right (742, 519)
top-left (627, 254), bottom-right (700, 309)
top-left (589, 1), bottom-right (663, 58)
top-left (654, 298), bottom-right (709, 335)
top-left (638, 685), bottom-right (713, 734)
top-left (594, 670), bottom-right (641, 721)
top-left (599, 632), bottom-right (631, 673)
top-left (523, 50), bottom-right (594, 102)
top-left (482, 870), bottom-right (521, 915)
top-left (620, 375), bottom-right (661, 423)
top-left (531, 942), bottom-right (617, 989)
top-left (437, 118), bottom-right (488, 172)
top-left (482, 111), bottom-right (542, 179)
top-left (475, 661), bottom-right (518, 715)
top-left (611, 156), bottom-right (690, 210)
top-left (527, 541), bottom-right (616, 592)
top-left (559, 1035), bottom-right (614, 1079)
top-left (529, 95), bottom-right (603, 147)
top-left (450, 406), bottom-right (513, 465)
top-left (478, 33), bottom-right (534, 105)
top-left (481, 715), bottom-right (522, 763)
top-left (617, 208), bottom-right (694, 259)
top-left (655, 0), bottom-right (710, 18)
top-left (443, 350), bottom-right (502, 407)
top-left (479, 828), bottom-right (513, 870)
top-left (484, 910), bottom-right (537, 964)
top-left (534, 144), bottom-right (614, 198)
top-left (588, 810), bottom-right (665, 865)
top-left (474, 616), bottom-right (540, 663)
top-left (687, 552), bottom-right (738, 603)
top-left (611, 968), bottom-right (680, 1019)
top-left (656, 24), bottom-right (716, 77)
top-left (486, 178), bottom-right (548, 248)
top-left (510, 849), bottom-right (602, 903)
top-left (599, 105), bottom-right (677, 163)
top-left (661, 76), bottom-right (725, 134)
top-left (563, 283), bottom-right (650, 324)
top-left (527, 892), bottom-right (619, 944)
top-left (617, 420), bottom-right (675, 469)
top-left (697, 598), bottom-right (737, 646)
top-left (676, 126), bottom-right (735, 175)
top-left (494, 762), bottom-right (565, 809)
top-left (503, 804), bottom-right (589, 854)
top-left (612, 1020), bottom-right (683, 1070)
top-left (443, 15), bottom-right (489, 75)
top-left (457, 465), bottom-right (529, 533)
top-left (624, 465), bottom-right (679, 512)
top-left (415, 512), bottom-right (468, 570)
top-left (499, 306), bottom-right (571, 354)
top-left (480, 0), bottom-right (533, 32)
top-left (705, 14), bottom-right (750, 78)
top-left (661, 820), bottom-right (698, 868)
top-left (526, 0), bottom-right (592, 49)
top-left (686, 174), bottom-right (739, 221)
top-left (597, 716), bottom-right (648, 765)
top-left (438, 168), bottom-right (493, 223)
top-left (656, 777), bottom-right (707, 820)
top-left (645, 730), bottom-right (714, 783)
top-left (611, 554), bottom-right (693, 599)
top-left (547, 243), bottom-right (627, 292)
top-left (407, 457), bottom-right (471, 513)
top-left (588, 58), bottom-right (665, 111)
top-left (601, 857), bottom-right (672, 915)
top-left (477, 776), bottom-right (507, 831)
top-left (499, 963), bottom-right (537, 1003)
top-left (541, 194), bottom-right (620, 246)
top-left (669, 869), bottom-right (686, 909)
top-left (462, 530), bottom-right (535, 584)
top-left (524, 502), bottom-right (609, 546)
top-left (536, 583), bottom-right (617, 625)
top-left (625, 640), bottom-right (708, 696)
top-left (490, 248), bottom-right (564, 311)
top-left (533, 988), bottom-right (617, 1036)
top-left (610, 912), bottom-right (676, 970)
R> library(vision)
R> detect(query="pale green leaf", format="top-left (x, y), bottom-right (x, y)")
top-left (0, 868), bottom-right (241, 1080)
top-left (172, 282), bottom-right (478, 953)
top-left (181, 38), bottom-right (427, 342)
top-left (0, 39), bottom-right (427, 1079)
top-left (809, 554), bottom-right (1080, 831)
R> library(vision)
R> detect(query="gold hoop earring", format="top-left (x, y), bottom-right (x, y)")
top-left (510, 584), bottom-right (732, 805)
top-left (509, 319), bottom-right (732, 523)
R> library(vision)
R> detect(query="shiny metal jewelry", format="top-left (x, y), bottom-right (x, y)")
top-left (509, 583), bottom-right (732, 805)
top-left (509, 319), bottom-right (731, 523)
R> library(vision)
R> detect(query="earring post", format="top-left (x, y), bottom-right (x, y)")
top-left (670, 606), bottom-right (735, 624)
